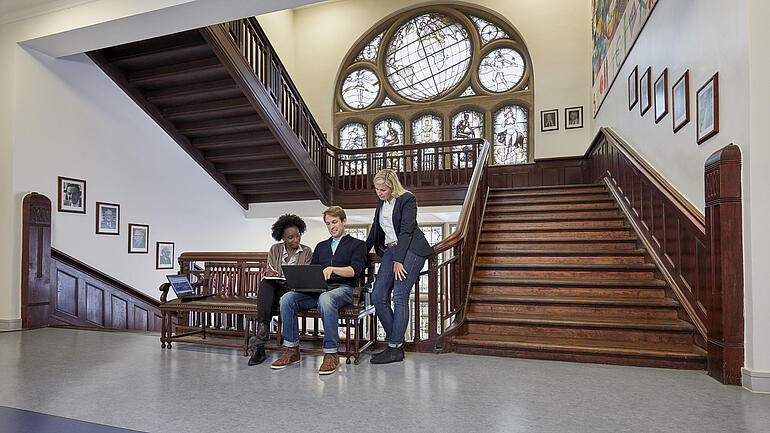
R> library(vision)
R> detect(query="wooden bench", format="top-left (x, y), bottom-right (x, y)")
top-left (159, 252), bottom-right (378, 363)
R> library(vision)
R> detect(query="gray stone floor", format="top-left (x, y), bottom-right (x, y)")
top-left (0, 328), bottom-right (768, 433)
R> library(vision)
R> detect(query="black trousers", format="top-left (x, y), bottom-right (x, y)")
top-left (256, 279), bottom-right (290, 323)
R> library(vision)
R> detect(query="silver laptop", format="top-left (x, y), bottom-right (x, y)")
top-left (166, 275), bottom-right (215, 301)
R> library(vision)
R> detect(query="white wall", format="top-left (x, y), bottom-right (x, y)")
top-left (593, 0), bottom-right (750, 210)
top-left (745, 0), bottom-right (770, 381)
top-left (592, 0), bottom-right (770, 384)
top-left (257, 0), bottom-right (593, 159)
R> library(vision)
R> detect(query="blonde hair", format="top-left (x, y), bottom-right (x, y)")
top-left (373, 168), bottom-right (410, 198)
top-left (322, 205), bottom-right (346, 222)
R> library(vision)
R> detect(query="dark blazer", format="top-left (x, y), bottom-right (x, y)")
top-left (311, 234), bottom-right (367, 287)
top-left (366, 192), bottom-right (432, 263)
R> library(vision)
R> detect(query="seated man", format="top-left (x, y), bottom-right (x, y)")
top-left (271, 206), bottom-right (366, 375)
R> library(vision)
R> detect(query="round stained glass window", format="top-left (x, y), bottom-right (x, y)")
top-left (385, 13), bottom-right (471, 101)
top-left (478, 48), bottom-right (525, 93)
top-left (341, 69), bottom-right (380, 109)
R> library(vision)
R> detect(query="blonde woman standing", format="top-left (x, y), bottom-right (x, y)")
top-left (366, 169), bottom-right (432, 364)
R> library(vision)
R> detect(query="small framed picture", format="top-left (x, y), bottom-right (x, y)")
top-left (640, 67), bottom-right (652, 116)
top-left (540, 109), bottom-right (558, 132)
top-left (156, 242), bottom-right (175, 270)
top-left (128, 223), bottom-right (149, 254)
top-left (654, 68), bottom-right (669, 123)
top-left (564, 106), bottom-right (584, 129)
top-left (58, 177), bottom-right (86, 213)
top-left (672, 70), bottom-right (690, 133)
top-left (697, 72), bottom-right (719, 144)
top-left (95, 202), bottom-right (120, 235)
top-left (628, 66), bottom-right (638, 110)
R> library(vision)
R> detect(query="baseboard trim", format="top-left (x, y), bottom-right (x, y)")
top-left (742, 368), bottom-right (770, 393)
top-left (0, 318), bottom-right (22, 331)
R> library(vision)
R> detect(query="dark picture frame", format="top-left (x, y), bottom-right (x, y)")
top-left (697, 72), bottom-right (719, 144)
top-left (672, 70), bottom-right (690, 133)
top-left (628, 65), bottom-right (638, 110)
top-left (156, 242), bottom-right (175, 270)
top-left (95, 202), bottom-right (120, 235)
top-left (57, 176), bottom-right (86, 214)
top-left (640, 67), bottom-right (652, 116)
top-left (654, 68), bottom-right (669, 123)
top-left (564, 106), bottom-right (584, 129)
top-left (128, 223), bottom-right (149, 254)
top-left (540, 109), bottom-right (558, 132)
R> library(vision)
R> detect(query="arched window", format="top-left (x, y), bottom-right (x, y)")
top-left (334, 5), bottom-right (533, 165)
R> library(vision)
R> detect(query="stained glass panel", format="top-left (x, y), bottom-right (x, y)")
top-left (460, 86), bottom-right (476, 97)
top-left (338, 123), bottom-right (367, 174)
top-left (374, 119), bottom-right (404, 147)
top-left (451, 110), bottom-right (483, 168)
top-left (356, 31), bottom-right (384, 62)
top-left (478, 48), bottom-right (524, 92)
top-left (469, 15), bottom-right (509, 46)
top-left (385, 13), bottom-right (471, 101)
top-left (341, 69), bottom-right (380, 109)
top-left (346, 226), bottom-right (369, 241)
top-left (493, 105), bottom-right (528, 164)
top-left (411, 114), bottom-right (443, 143)
top-left (381, 96), bottom-right (396, 106)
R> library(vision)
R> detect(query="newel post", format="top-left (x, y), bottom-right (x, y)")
top-left (704, 144), bottom-right (744, 385)
top-left (21, 192), bottom-right (53, 329)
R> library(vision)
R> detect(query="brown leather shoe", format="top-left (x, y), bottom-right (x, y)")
top-left (270, 347), bottom-right (300, 369)
top-left (318, 353), bottom-right (339, 375)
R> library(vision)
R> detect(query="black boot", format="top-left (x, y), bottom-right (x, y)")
top-left (370, 346), bottom-right (404, 364)
top-left (248, 345), bottom-right (267, 366)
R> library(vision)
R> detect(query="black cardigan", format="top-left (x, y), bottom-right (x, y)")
top-left (311, 234), bottom-right (366, 287)
top-left (366, 192), bottom-right (432, 263)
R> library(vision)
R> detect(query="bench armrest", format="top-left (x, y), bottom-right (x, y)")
top-left (159, 282), bottom-right (171, 303)
top-left (352, 284), bottom-right (372, 308)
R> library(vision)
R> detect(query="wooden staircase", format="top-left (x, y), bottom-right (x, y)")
top-left (451, 183), bottom-right (707, 369)
top-left (88, 29), bottom-right (318, 208)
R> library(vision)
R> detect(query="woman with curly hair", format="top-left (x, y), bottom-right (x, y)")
top-left (248, 214), bottom-right (312, 366)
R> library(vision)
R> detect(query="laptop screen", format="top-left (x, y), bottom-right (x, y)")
top-left (167, 275), bottom-right (194, 295)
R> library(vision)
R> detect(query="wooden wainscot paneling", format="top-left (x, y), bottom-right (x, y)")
top-left (704, 144), bottom-right (744, 385)
top-left (488, 156), bottom-right (587, 188)
top-left (21, 193), bottom-right (53, 329)
top-left (586, 128), bottom-right (708, 345)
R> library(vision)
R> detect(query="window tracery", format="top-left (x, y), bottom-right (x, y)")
top-left (335, 5), bottom-right (533, 165)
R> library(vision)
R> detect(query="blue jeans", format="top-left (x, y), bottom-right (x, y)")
top-left (372, 248), bottom-right (426, 347)
top-left (279, 284), bottom-right (354, 354)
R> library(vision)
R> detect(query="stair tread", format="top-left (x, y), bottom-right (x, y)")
top-left (487, 198), bottom-right (615, 205)
top-left (490, 183), bottom-right (604, 191)
top-left (482, 226), bottom-right (631, 232)
top-left (489, 190), bottom-right (609, 198)
top-left (479, 236), bottom-right (636, 242)
top-left (475, 262), bottom-right (655, 270)
top-left (484, 215), bottom-right (624, 222)
top-left (477, 248), bottom-right (646, 256)
top-left (465, 312), bottom-right (694, 330)
top-left (453, 334), bottom-right (706, 358)
top-left (471, 277), bottom-right (666, 287)
top-left (469, 294), bottom-right (678, 307)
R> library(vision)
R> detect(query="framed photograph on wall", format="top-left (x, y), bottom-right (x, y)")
top-left (628, 66), bottom-right (638, 110)
top-left (654, 68), bottom-right (669, 123)
top-left (156, 242), bottom-right (175, 270)
top-left (128, 223), bottom-right (149, 254)
top-left (58, 176), bottom-right (86, 213)
top-left (697, 72), bottom-right (719, 144)
top-left (95, 202), bottom-right (120, 235)
top-left (540, 109), bottom-right (558, 132)
top-left (672, 70), bottom-right (690, 133)
top-left (640, 67), bottom-right (652, 116)
top-left (565, 106), bottom-right (584, 129)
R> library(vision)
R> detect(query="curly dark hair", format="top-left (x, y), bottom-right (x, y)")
top-left (271, 214), bottom-right (307, 241)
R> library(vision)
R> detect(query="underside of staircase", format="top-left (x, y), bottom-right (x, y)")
top-left (451, 183), bottom-right (707, 369)
top-left (88, 29), bottom-right (318, 208)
